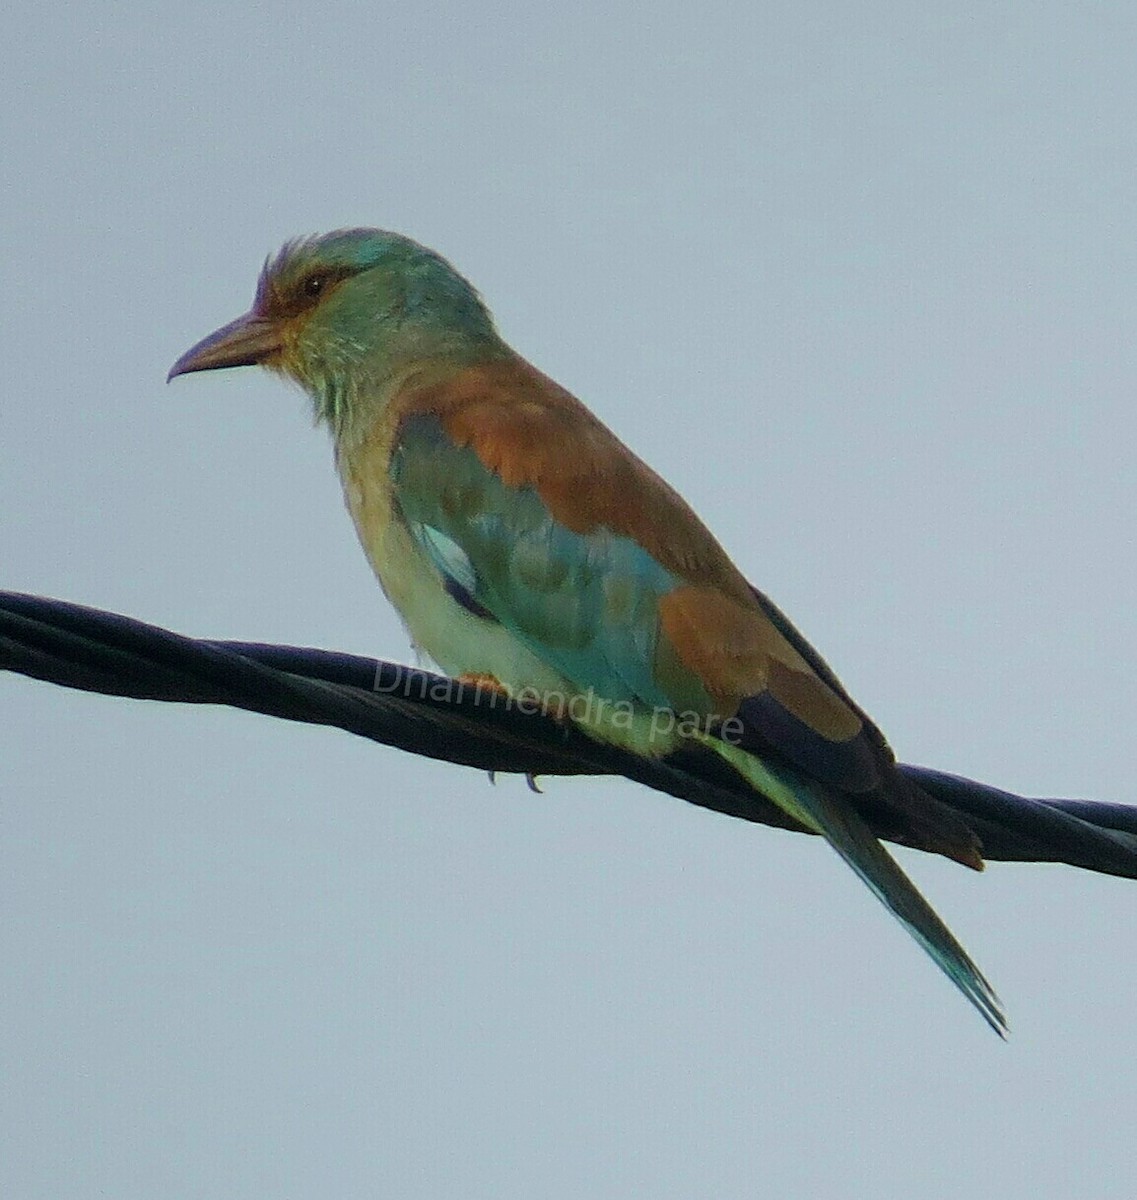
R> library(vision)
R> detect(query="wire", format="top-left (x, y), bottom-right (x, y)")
top-left (4, 589), bottom-right (1137, 876)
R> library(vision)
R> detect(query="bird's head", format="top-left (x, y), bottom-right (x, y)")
top-left (169, 229), bottom-right (501, 432)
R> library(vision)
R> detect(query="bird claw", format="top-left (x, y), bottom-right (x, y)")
top-left (485, 768), bottom-right (540, 792)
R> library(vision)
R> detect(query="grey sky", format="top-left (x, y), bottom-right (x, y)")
top-left (3, 3), bottom-right (1137, 1197)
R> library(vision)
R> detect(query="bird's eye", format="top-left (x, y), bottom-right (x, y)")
top-left (302, 274), bottom-right (327, 299)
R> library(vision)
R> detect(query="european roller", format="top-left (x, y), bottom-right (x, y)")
top-left (171, 228), bottom-right (1076, 1035)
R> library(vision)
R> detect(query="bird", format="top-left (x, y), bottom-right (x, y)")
top-left (167, 228), bottom-right (1079, 1035)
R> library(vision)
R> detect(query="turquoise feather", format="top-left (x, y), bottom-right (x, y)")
top-left (391, 413), bottom-right (684, 710)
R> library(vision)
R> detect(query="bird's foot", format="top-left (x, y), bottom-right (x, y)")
top-left (456, 671), bottom-right (509, 699)
top-left (459, 674), bottom-right (541, 792)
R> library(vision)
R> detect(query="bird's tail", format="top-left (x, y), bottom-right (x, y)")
top-left (700, 736), bottom-right (1007, 1036)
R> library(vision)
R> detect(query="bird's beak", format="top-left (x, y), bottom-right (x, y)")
top-left (167, 312), bottom-right (283, 382)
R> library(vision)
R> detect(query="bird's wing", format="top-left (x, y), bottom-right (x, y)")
top-left (392, 408), bottom-right (680, 710)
